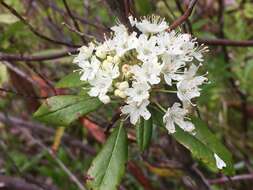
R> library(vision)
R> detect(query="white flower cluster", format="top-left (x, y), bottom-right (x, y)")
top-left (74, 15), bottom-right (208, 134)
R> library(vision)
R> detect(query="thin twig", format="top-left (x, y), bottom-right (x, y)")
top-left (42, 144), bottom-right (87, 190)
top-left (167, 0), bottom-right (198, 31)
top-left (2, 61), bottom-right (37, 86)
top-left (104, 111), bottom-right (121, 134)
top-left (208, 174), bottom-right (253, 184)
top-left (62, 22), bottom-right (95, 40)
top-left (40, 0), bottom-right (109, 32)
top-left (0, 49), bottom-right (78, 62)
top-left (62, 0), bottom-right (86, 43)
top-left (198, 38), bottom-right (253, 47)
top-left (0, 0), bottom-right (80, 47)
top-left (174, 0), bottom-right (193, 33)
top-left (27, 134), bottom-right (87, 190)
top-left (0, 87), bottom-right (49, 99)
top-left (25, 62), bottom-right (58, 95)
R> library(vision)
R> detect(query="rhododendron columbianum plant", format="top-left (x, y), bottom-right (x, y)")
top-left (73, 15), bottom-right (231, 173)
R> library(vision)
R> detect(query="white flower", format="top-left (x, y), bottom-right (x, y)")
top-left (161, 53), bottom-right (184, 86)
top-left (163, 102), bottom-right (195, 133)
top-left (88, 71), bottom-right (112, 104)
top-left (131, 57), bottom-right (162, 85)
top-left (73, 43), bottom-right (94, 64)
top-left (125, 81), bottom-right (150, 103)
top-left (101, 61), bottom-right (120, 79)
top-left (177, 64), bottom-right (207, 104)
top-left (192, 44), bottom-right (209, 62)
top-left (110, 23), bottom-right (139, 56)
top-left (111, 24), bottom-right (128, 38)
top-left (129, 15), bottom-right (168, 34)
top-left (214, 153), bottom-right (226, 169)
top-left (121, 99), bottom-right (151, 124)
top-left (79, 56), bottom-right (100, 81)
top-left (72, 14), bottom-right (208, 110)
top-left (136, 34), bottom-right (161, 61)
top-left (114, 32), bottom-right (138, 56)
top-left (157, 31), bottom-right (183, 54)
top-left (95, 39), bottom-right (115, 59)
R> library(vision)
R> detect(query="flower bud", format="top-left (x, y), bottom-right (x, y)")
top-left (115, 82), bottom-right (120, 88)
top-left (79, 46), bottom-right (93, 59)
top-left (113, 55), bottom-right (120, 64)
top-left (99, 95), bottom-right (110, 104)
top-left (95, 50), bottom-right (106, 59)
top-left (106, 56), bottom-right (113, 62)
top-left (114, 89), bottom-right (121, 97)
top-left (118, 81), bottom-right (129, 90)
top-left (118, 91), bottom-right (126, 98)
top-left (102, 60), bottom-right (111, 69)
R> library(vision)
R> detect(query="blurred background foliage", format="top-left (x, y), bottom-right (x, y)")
top-left (0, 0), bottom-right (253, 190)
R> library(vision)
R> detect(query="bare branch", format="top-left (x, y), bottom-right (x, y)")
top-left (62, 0), bottom-right (86, 43)
top-left (0, 87), bottom-right (48, 99)
top-left (0, 49), bottom-right (78, 62)
top-left (209, 174), bottom-right (253, 184)
top-left (62, 23), bottom-right (95, 40)
top-left (39, 0), bottom-right (109, 32)
top-left (0, 0), bottom-right (80, 47)
top-left (198, 38), bottom-right (253, 47)
top-left (167, 0), bottom-right (198, 31)
top-left (2, 61), bottom-right (37, 86)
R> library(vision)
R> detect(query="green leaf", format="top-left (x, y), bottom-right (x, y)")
top-left (191, 117), bottom-right (234, 175)
top-left (152, 109), bottom-right (234, 174)
top-left (86, 123), bottom-right (128, 190)
top-left (33, 95), bottom-right (102, 126)
top-left (136, 117), bottom-right (153, 152)
top-left (172, 127), bottom-right (218, 172)
top-left (0, 13), bottom-right (19, 25)
top-left (56, 72), bottom-right (87, 88)
top-left (0, 63), bottom-right (9, 86)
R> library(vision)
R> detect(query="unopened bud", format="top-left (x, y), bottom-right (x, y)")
top-left (118, 91), bottom-right (126, 98)
top-left (99, 95), bottom-right (110, 104)
top-left (114, 82), bottom-right (120, 88)
top-left (95, 50), bottom-right (106, 59)
top-left (118, 81), bottom-right (129, 90)
top-left (102, 60), bottom-right (111, 69)
top-left (106, 56), bottom-right (113, 62)
top-left (114, 89), bottom-right (121, 97)
top-left (113, 55), bottom-right (120, 64)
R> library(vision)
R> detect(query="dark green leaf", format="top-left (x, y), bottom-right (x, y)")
top-left (192, 117), bottom-right (234, 175)
top-left (172, 127), bottom-right (218, 172)
top-left (86, 123), bottom-right (128, 190)
top-left (136, 117), bottom-right (153, 152)
top-left (33, 95), bottom-right (101, 126)
top-left (56, 72), bottom-right (87, 88)
top-left (152, 109), bottom-right (234, 174)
